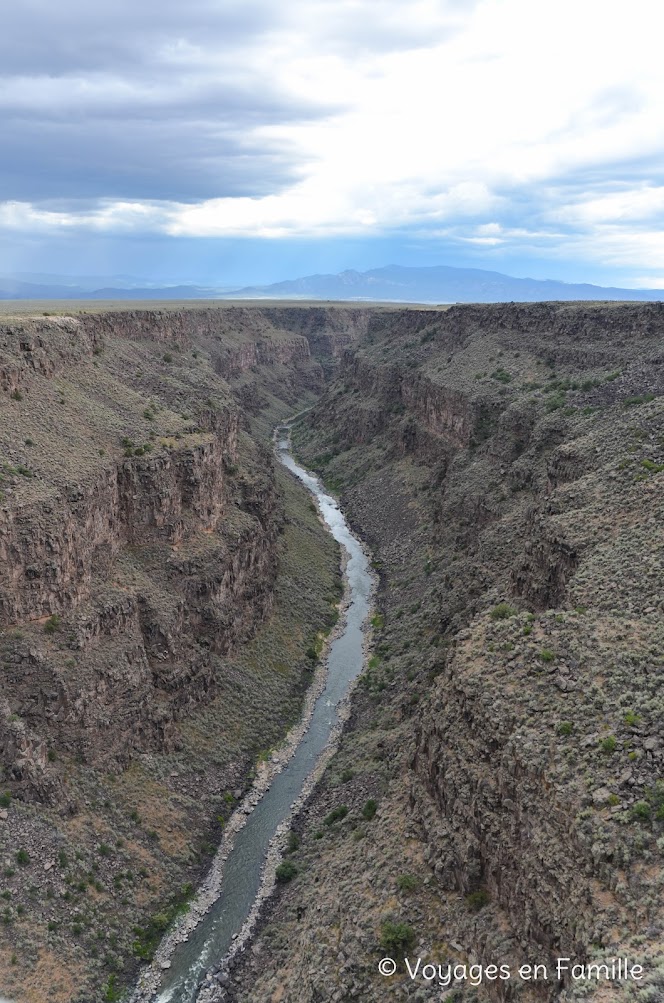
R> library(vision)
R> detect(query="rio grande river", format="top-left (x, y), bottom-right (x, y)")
top-left (149, 423), bottom-right (373, 1002)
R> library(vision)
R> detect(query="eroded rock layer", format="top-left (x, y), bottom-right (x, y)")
top-left (226, 302), bottom-right (664, 1003)
top-left (0, 304), bottom-right (360, 1002)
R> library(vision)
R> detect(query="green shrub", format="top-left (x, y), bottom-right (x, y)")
top-left (489, 602), bottom-right (517, 621)
top-left (15, 850), bottom-right (30, 867)
top-left (0, 793), bottom-right (10, 809)
top-left (557, 721), bottom-right (573, 736)
top-left (379, 920), bottom-right (415, 956)
top-left (539, 648), bottom-right (555, 663)
top-left (275, 860), bottom-right (298, 883)
top-left (131, 884), bottom-right (193, 960)
top-left (103, 975), bottom-right (122, 1002)
top-left (645, 781), bottom-right (664, 822)
top-left (546, 394), bottom-right (567, 412)
top-left (396, 874), bottom-right (420, 892)
top-left (362, 799), bottom-right (378, 821)
top-left (600, 735), bottom-right (617, 754)
top-left (623, 394), bottom-right (655, 407)
top-left (323, 805), bottom-right (348, 826)
top-left (631, 801), bottom-right (651, 822)
top-left (285, 831), bottom-right (300, 854)
top-left (624, 712), bottom-right (641, 726)
top-left (466, 889), bottom-right (490, 912)
top-left (44, 615), bottom-right (62, 635)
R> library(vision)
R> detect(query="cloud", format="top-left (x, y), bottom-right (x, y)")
top-left (0, 1), bottom-right (342, 202)
top-left (1, 0), bottom-right (664, 284)
top-left (552, 186), bottom-right (664, 225)
top-left (0, 0), bottom-right (473, 204)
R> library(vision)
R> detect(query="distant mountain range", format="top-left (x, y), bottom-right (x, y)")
top-left (0, 274), bottom-right (219, 300)
top-left (1, 264), bottom-right (663, 303)
top-left (228, 264), bottom-right (664, 303)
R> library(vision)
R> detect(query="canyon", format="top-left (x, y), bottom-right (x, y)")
top-left (0, 302), bottom-right (663, 1003)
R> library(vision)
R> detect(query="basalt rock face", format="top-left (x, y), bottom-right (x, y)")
top-left (0, 421), bottom-right (238, 625)
top-left (228, 302), bottom-right (664, 1003)
top-left (0, 305), bottom-right (359, 798)
top-left (258, 305), bottom-right (372, 360)
top-left (2, 444), bottom-right (281, 783)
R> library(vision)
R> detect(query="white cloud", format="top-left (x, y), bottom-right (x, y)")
top-left (0, 200), bottom-right (169, 233)
top-left (629, 276), bottom-right (664, 289)
top-left (2, 0), bottom-right (664, 281)
top-left (162, 180), bottom-right (501, 238)
top-left (552, 187), bottom-right (664, 225)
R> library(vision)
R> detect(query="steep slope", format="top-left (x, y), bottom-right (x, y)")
top-left (225, 302), bottom-right (664, 1003)
top-left (0, 306), bottom-right (360, 1002)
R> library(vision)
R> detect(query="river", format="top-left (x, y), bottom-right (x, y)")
top-left (145, 423), bottom-right (373, 1003)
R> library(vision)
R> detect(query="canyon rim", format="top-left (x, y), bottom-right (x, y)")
top-left (0, 302), bottom-right (662, 1003)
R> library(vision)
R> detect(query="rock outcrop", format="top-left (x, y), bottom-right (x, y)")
top-left (0, 305), bottom-right (362, 790)
top-left (225, 302), bottom-right (664, 1003)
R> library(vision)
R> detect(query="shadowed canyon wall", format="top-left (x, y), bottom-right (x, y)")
top-left (225, 302), bottom-right (664, 1003)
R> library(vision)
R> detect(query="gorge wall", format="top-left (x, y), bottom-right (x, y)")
top-left (225, 302), bottom-right (664, 1003)
top-left (2, 302), bottom-right (663, 1003)
top-left (0, 306), bottom-right (370, 789)
top-left (0, 304), bottom-right (363, 1003)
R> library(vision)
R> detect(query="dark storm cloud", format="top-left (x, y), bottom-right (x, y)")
top-left (0, 0), bottom-right (330, 202)
top-left (1, 117), bottom-right (300, 202)
top-left (1, 0), bottom-right (468, 204)
top-left (0, 0), bottom-right (280, 76)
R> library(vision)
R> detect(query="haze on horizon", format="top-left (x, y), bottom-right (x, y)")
top-left (2, 0), bottom-right (664, 290)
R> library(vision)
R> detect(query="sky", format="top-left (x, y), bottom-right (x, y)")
top-left (2, 0), bottom-right (664, 288)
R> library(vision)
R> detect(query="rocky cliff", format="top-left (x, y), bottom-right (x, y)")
top-left (0, 304), bottom-right (355, 1003)
top-left (226, 302), bottom-right (664, 1003)
top-left (0, 306), bottom-right (365, 787)
top-left (3, 302), bottom-right (664, 1003)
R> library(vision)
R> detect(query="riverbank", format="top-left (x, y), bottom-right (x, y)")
top-left (221, 303), bottom-right (664, 1003)
top-left (198, 487), bottom-right (378, 1002)
top-left (129, 428), bottom-right (376, 1003)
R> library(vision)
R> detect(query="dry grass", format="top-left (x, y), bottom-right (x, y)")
top-left (0, 946), bottom-right (87, 1003)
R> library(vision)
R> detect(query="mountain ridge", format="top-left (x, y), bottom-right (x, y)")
top-left (2, 263), bottom-right (664, 303)
top-left (228, 263), bottom-right (664, 302)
